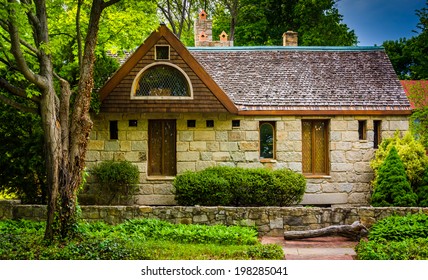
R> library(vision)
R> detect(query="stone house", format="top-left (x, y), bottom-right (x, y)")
top-left (84, 12), bottom-right (411, 206)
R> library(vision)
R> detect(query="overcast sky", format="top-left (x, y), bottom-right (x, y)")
top-left (337, 0), bottom-right (426, 46)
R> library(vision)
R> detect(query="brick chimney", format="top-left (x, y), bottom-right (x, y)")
top-left (194, 10), bottom-right (233, 47)
top-left (283, 31), bottom-right (298, 46)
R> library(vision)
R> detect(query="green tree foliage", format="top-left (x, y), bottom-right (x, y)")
top-left (383, 1), bottom-right (428, 79)
top-left (371, 146), bottom-right (418, 207)
top-left (0, 102), bottom-right (46, 203)
top-left (370, 132), bottom-right (428, 188)
top-left (407, 81), bottom-right (428, 148)
top-left (212, 0), bottom-right (357, 46)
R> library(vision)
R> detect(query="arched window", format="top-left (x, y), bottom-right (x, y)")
top-left (131, 63), bottom-right (192, 99)
top-left (260, 122), bottom-right (275, 159)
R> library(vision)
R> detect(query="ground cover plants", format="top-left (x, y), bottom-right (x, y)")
top-left (0, 219), bottom-right (283, 260)
top-left (356, 213), bottom-right (428, 260)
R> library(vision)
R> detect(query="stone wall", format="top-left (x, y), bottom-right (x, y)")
top-left (1, 201), bottom-right (426, 236)
top-left (84, 112), bottom-right (409, 206)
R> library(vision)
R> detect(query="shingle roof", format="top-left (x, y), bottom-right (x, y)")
top-left (189, 46), bottom-right (411, 112)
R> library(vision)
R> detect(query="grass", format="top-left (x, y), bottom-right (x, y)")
top-left (0, 219), bottom-right (284, 260)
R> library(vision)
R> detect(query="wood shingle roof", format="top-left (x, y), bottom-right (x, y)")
top-left (189, 46), bottom-right (412, 115)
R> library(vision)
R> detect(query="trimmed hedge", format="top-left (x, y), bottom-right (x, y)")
top-left (173, 166), bottom-right (306, 206)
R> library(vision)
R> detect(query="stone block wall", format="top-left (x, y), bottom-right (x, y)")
top-left (1, 201), bottom-right (426, 236)
top-left (84, 112), bottom-right (409, 206)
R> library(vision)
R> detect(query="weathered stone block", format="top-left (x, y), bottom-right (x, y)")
top-left (127, 131), bottom-right (145, 141)
top-left (179, 131), bottom-right (193, 141)
top-left (88, 140), bottom-right (104, 151)
top-left (220, 142), bottom-right (238, 151)
top-left (213, 152), bottom-right (231, 161)
top-left (190, 141), bottom-right (207, 151)
top-left (177, 151), bottom-right (200, 161)
top-left (105, 141), bottom-right (119, 151)
top-left (194, 131), bottom-right (215, 141)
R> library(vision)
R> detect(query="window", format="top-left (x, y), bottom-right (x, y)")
top-left (109, 120), bottom-right (118, 140)
top-left (374, 120), bottom-right (382, 149)
top-left (259, 122), bottom-right (275, 159)
top-left (148, 120), bottom-right (176, 176)
top-left (132, 63), bottom-right (192, 99)
top-left (206, 120), bottom-right (214, 128)
top-left (155, 45), bottom-right (170, 60)
top-left (129, 120), bottom-right (138, 127)
top-left (232, 120), bottom-right (240, 128)
top-left (358, 120), bottom-right (367, 140)
top-left (187, 120), bottom-right (196, 128)
top-left (302, 120), bottom-right (329, 175)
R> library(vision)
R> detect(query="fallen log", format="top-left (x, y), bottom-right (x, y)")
top-left (284, 221), bottom-right (368, 241)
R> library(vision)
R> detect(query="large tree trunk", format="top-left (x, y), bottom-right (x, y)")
top-left (2, 0), bottom-right (120, 241)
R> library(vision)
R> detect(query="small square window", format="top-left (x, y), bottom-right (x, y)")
top-left (129, 120), bottom-right (138, 127)
top-left (187, 120), bottom-right (196, 128)
top-left (155, 45), bottom-right (170, 60)
top-left (206, 120), bottom-right (214, 127)
top-left (232, 120), bottom-right (240, 127)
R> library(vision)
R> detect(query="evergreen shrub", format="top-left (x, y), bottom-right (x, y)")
top-left (90, 160), bottom-right (139, 204)
top-left (173, 166), bottom-right (306, 206)
top-left (370, 146), bottom-right (418, 206)
top-left (370, 132), bottom-right (428, 187)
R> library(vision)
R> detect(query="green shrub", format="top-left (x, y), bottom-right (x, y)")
top-left (174, 166), bottom-right (306, 206)
top-left (371, 147), bottom-right (418, 206)
top-left (356, 214), bottom-right (428, 260)
top-left (90, 160), bottom-right (139, 204)
top-left (370, 132), bottom-right (428, 187)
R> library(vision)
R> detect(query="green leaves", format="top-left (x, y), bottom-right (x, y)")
top-left (174, 166), bottom-right (306, 206)
top-left (356, 214), bottom-right (428, 260)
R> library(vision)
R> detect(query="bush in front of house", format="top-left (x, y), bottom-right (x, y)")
top-left (356, 214), bottom-right (428, 260)
top-left (370, 132), bottom-right (428, 189)
top-left (173, 166), bottom-right (306, 206)
top-left (90, 160), bottom-right (140, 204)
top-left (371, 146), bottom-right (418, 206)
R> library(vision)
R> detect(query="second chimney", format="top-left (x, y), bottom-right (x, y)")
top-left (283, 31), bottom-right (298, 46)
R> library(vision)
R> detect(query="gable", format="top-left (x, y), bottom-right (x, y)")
top-left (99, 25), bottom-right (237, 114)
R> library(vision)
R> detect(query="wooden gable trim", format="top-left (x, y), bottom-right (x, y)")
top-left (98, 24), bottom-right (238, 114)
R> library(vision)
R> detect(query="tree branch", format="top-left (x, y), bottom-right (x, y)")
top-left (6, 0), bottom-right (46, 89)
top-left (0, 76), bottom-right (41, 103)
top-left (0, 94), bottom-right (39, 114)
top-left (101, 0), bottom-right (121, 9)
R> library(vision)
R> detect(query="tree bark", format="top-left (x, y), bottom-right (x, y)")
top-left (1, 0), bottom-right (120, 241)
top-left (284, 221), bottom-right (368, 241)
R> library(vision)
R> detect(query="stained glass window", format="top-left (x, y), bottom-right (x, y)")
top-left (260, 122), bottom-right (275, 159)
top-left (302, 120), bottom-right (329, 175)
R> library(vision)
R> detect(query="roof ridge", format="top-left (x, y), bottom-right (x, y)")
top-left (188, 46), bottom-right (384, 52)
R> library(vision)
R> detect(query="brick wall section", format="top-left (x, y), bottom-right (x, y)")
top-left (1, 201), bottom-right (426, 236)
top-left (84, 112), bottom-right (408, 206)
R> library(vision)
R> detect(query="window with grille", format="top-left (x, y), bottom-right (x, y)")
top-left (260, 122), bottom-right (275, 159)
top-left (302, 120), bottom-right (329, 175)
top-left (133, 64), bottom-right (191, 98)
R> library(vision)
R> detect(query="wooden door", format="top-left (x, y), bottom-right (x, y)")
top-left (148, 120), bottom-right (176, 176)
